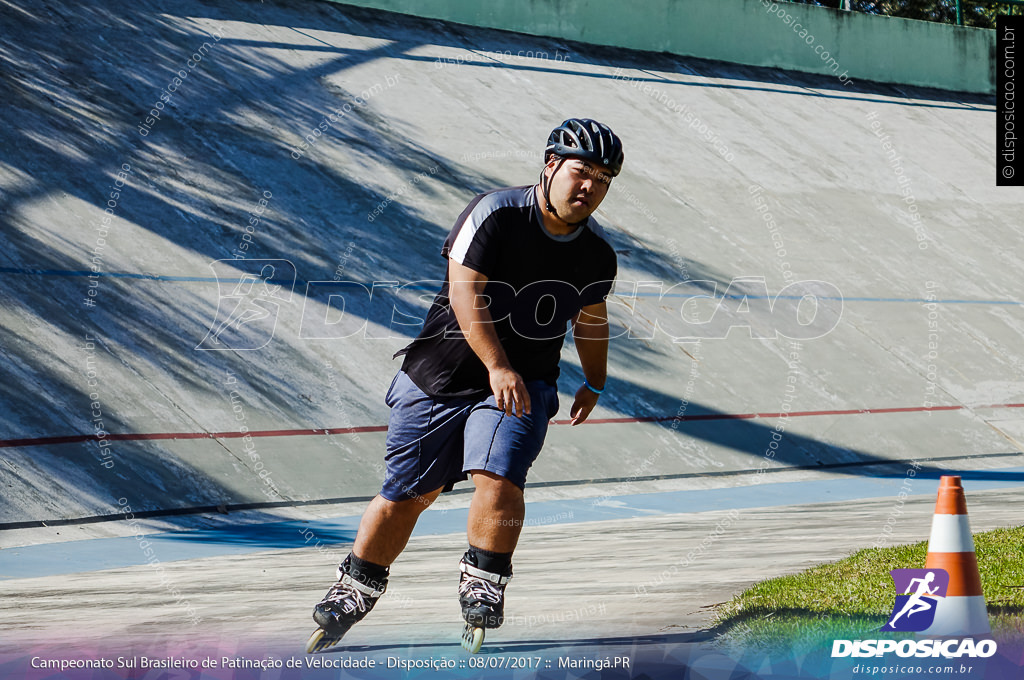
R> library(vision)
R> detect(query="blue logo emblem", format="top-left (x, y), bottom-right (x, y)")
top-left (881, 569), bottom-right (949, 632)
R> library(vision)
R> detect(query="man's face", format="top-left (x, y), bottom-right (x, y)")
top-left (544, 157), bottom-right (612, 223)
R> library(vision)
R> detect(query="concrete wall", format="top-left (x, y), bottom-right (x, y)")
top-left (329, 0), bottom-right (994, 94)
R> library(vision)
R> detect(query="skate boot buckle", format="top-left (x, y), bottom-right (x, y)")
top-left (339, 572), bottom-right (387, 598)
top-left (459, 561), bottom-right (512, 586)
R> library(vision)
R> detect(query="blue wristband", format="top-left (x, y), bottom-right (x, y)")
top-left (583, 379), bottom-right (605, 395)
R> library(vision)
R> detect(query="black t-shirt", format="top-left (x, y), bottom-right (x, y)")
top-left (397, 185), bottom-right (617, 398)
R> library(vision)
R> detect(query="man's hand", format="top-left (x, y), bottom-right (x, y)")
top-left (490, 367), bottom-right (531, 417)
top-left (569, 383), bottom-right (600, 426)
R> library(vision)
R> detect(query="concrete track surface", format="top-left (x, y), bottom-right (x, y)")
top-left (0, 0), bottom-right (1021, 678)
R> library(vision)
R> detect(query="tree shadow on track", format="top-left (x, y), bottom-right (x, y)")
top-left (0, 0), bottom-right (1010, 530)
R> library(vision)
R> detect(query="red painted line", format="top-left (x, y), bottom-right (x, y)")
top-left (3, 403), bottom-right (1023, 450)
top-left (550, 403), bottom-right (1000, 426)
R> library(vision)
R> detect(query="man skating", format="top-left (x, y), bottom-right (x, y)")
top-left (308, 118), bottom-right (624, 652)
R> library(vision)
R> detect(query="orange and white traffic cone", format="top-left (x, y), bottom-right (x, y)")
top-left (920, 475), bottom-right (990, 636)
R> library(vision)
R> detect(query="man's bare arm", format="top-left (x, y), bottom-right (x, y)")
top-left (448, 258), bottom-right (531, 417)
top-left (569, 301), bottom-right (609, 425)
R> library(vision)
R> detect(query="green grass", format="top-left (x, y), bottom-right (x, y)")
top-left (711, 526), bottom-right (1024, 652)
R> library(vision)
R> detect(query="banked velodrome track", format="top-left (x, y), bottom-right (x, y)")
top-left (0, 0), bottom-right (1021, 674)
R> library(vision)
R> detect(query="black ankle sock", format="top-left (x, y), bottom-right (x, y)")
top-left (465, 546), bottom-right (513, 576)
top-left (344, 554), bottom-right (389, 588)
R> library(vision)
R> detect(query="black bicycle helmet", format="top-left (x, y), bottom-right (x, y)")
top-left (544, 118), bottom-right (624, 177)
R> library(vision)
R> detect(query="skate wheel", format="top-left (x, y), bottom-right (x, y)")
top-left (306, 628), bottom-right (326, 654)
top-left (460, 623), bottom-right (484, 654)
top-left (306, 628), bottom-right (341, 654)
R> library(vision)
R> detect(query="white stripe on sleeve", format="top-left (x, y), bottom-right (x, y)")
top-left (448, 214), bottom-right (483, 265)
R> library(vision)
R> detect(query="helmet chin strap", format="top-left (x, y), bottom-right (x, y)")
top-left (540, 157), bottom-right (587, 228)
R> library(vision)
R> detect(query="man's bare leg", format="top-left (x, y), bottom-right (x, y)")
top-left (466, 470), bottom-right (525, 552)
top-left (352, 488), bottom-right (444, 565)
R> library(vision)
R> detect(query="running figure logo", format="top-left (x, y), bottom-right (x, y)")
top-left (196, 259), bottom-right (296, 351)
top-left (881, 568), bottom-right (949, 632)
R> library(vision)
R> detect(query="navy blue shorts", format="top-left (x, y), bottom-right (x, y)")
top-left (380, 371), bottom-right (559, 502)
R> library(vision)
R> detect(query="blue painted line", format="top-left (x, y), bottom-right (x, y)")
top-left (0, 268), bottom-right (241, 284)
top-left (826, 296), bottom-right (1021, 305)
top-left (1, 467), bottom-right (1021, 580)
top-left (0, 268), bottom-right (1019, 305)
top-left (0, 267), bottom-right (306, 285)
